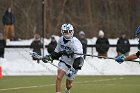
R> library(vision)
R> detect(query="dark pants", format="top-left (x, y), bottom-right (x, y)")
top-left (0, 54), bottom-right (4, 58)
top-left (98, 52), bottom-right (107, 58)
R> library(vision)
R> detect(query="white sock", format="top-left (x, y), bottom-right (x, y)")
top-left (65, 88), bottom-right (70, 93)
top-left (56, 92), bottom-right (61, 93)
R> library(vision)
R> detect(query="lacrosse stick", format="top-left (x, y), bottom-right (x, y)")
top-left (29, 52), bottom-right (60, 68)
top-left (29, 52), bottom-right (76, 77)
top-left (74, 53), bottom-right (140, 63)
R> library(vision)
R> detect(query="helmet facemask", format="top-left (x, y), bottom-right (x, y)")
top-left (62, 30), bottom-right (74, 39)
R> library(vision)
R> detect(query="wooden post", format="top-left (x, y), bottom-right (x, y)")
top-left (42, 0), bottom-right (47, 57)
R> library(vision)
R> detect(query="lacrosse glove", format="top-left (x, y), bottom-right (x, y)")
top-left (61, 50), bottom-right (74, 58)
top-left (42, 55), bottom-right (53, 63)
top-left (115, 55), bottom-right (125, 64)
top-left (66, 68), bottom-right (76, 77)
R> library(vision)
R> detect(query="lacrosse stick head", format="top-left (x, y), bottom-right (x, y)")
top-left (29, 52), bottom-right (42, 60)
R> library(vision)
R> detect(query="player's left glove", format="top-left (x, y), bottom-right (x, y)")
top-left (115, 55), bottom-right (125, 64)
top-left (42, 55), bottom-right (53, 63)
top-left (66, 68), bottom-right (76, 77)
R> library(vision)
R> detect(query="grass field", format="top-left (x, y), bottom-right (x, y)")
top-left (0, 75), bottom-right (140, 93)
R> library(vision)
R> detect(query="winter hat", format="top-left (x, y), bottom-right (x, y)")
top-left (98, 30), bottom-right (104, 37)
top-left (34, 34), bottom-right (40, 40)
top-left (79, 31), bottom-right (85, 36)
top-left (51, 35), bottom-right (55, 39)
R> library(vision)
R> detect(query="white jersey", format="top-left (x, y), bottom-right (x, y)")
top-left (55, 36), bottom-right (83, 66)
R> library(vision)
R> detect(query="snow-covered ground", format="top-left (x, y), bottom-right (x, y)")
top-left (0, 37), bottom-right (140, 76)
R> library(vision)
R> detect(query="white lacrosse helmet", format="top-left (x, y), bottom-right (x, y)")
top-left (61, 23), bottom-right (74, 40)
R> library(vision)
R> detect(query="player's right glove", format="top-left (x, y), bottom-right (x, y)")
top-left (115, 55), bottom-right (125, 64)
top-left (42, 55), bottom-right (53, 63)
top-left (60, 50), bottom-right (74, 58)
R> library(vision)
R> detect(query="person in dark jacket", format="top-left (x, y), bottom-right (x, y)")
top-left (116, 33), bottom-right (130, 56)
top-left (78, 31), bottom-right (87, 59)
top-left (2, 7), bottom-right (15, 40)
top-left (115, 26), bottom-right (140, 64)
top-left (0, 33), bottom-right (6, 58)
top-left (138, 42), bottom-right (140, 50)
top-left (30, 34), bottom-right (43, 63)
top-left (95, 30), bottom-right (110, 58)
top-left (47, 35), bottom-right (57, 55)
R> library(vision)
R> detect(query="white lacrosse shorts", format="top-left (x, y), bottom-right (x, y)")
top-left (58, 62), bottom-right (77, 80)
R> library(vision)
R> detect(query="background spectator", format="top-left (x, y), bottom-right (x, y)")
top-left (138, 42), bottom-right (140, 50)
top-left (2, 7), bottom-right (15, 41)
top-left (95, 30), bottom-right (110, 58)
top-left (116, 33), bottom-right (130, 56)
top-left (78, 31), bottom-right (87, 59)
top-left (0, 33), bottom-right (6, 58)
top-left (47, 35), bottom-right (57, 55)
top-left (30, 34), bottom-right (43, 63)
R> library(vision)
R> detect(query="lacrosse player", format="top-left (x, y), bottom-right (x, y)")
top-left (42, 23), bottom-right (84, 93)
top-left (115, 26), bottom-right (140, 63)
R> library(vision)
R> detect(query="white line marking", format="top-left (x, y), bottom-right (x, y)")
top-left (0, 77), bottom-right (124, 92)
top-left (74, 77), bottom-right (124, 84)
top-left (0, 84), bottom-right (55, 91)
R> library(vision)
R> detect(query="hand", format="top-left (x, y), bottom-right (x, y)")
top-left (66, 68), bottom-right (76, 77)
top-left (61, 50), bottom-right (74, 57)
top-left (115, 55), bottom-right (125, 63)
top-left (42, 55), bottom-right (53, 63)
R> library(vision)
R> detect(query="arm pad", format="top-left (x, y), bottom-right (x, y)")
top-left (50, 52), bottom-right (62, 60)
top-left (73, 57), bottom-right (84, 70)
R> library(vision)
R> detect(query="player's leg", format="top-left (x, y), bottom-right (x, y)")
top-left (56, 62), bottom-right (69, 93)
top-left (65, 79), bottom-right (72, 93)
top-left (56, 68), bottom-right (65, 92)
top-left (65, 69), bottom-right (78, 93)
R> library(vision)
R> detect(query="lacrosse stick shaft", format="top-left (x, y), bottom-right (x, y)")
top-left (47, 61), bottom-right (59, 69)
top-left (74, 53), bottom-right (114, 59)
top-left (74, 53), bottom-right (140, 63)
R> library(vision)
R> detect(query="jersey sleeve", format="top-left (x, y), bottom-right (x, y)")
top-left (73, 38), bottom-right (83, 58)
top-left (54, 38), bottom-right (61, 53)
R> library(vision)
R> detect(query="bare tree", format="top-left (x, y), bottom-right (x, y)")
top-left (0, 0), bottom-right (139, 39)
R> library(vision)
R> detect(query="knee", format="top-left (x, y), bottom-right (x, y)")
top-left (57, 75), bottom-right (62, 81)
